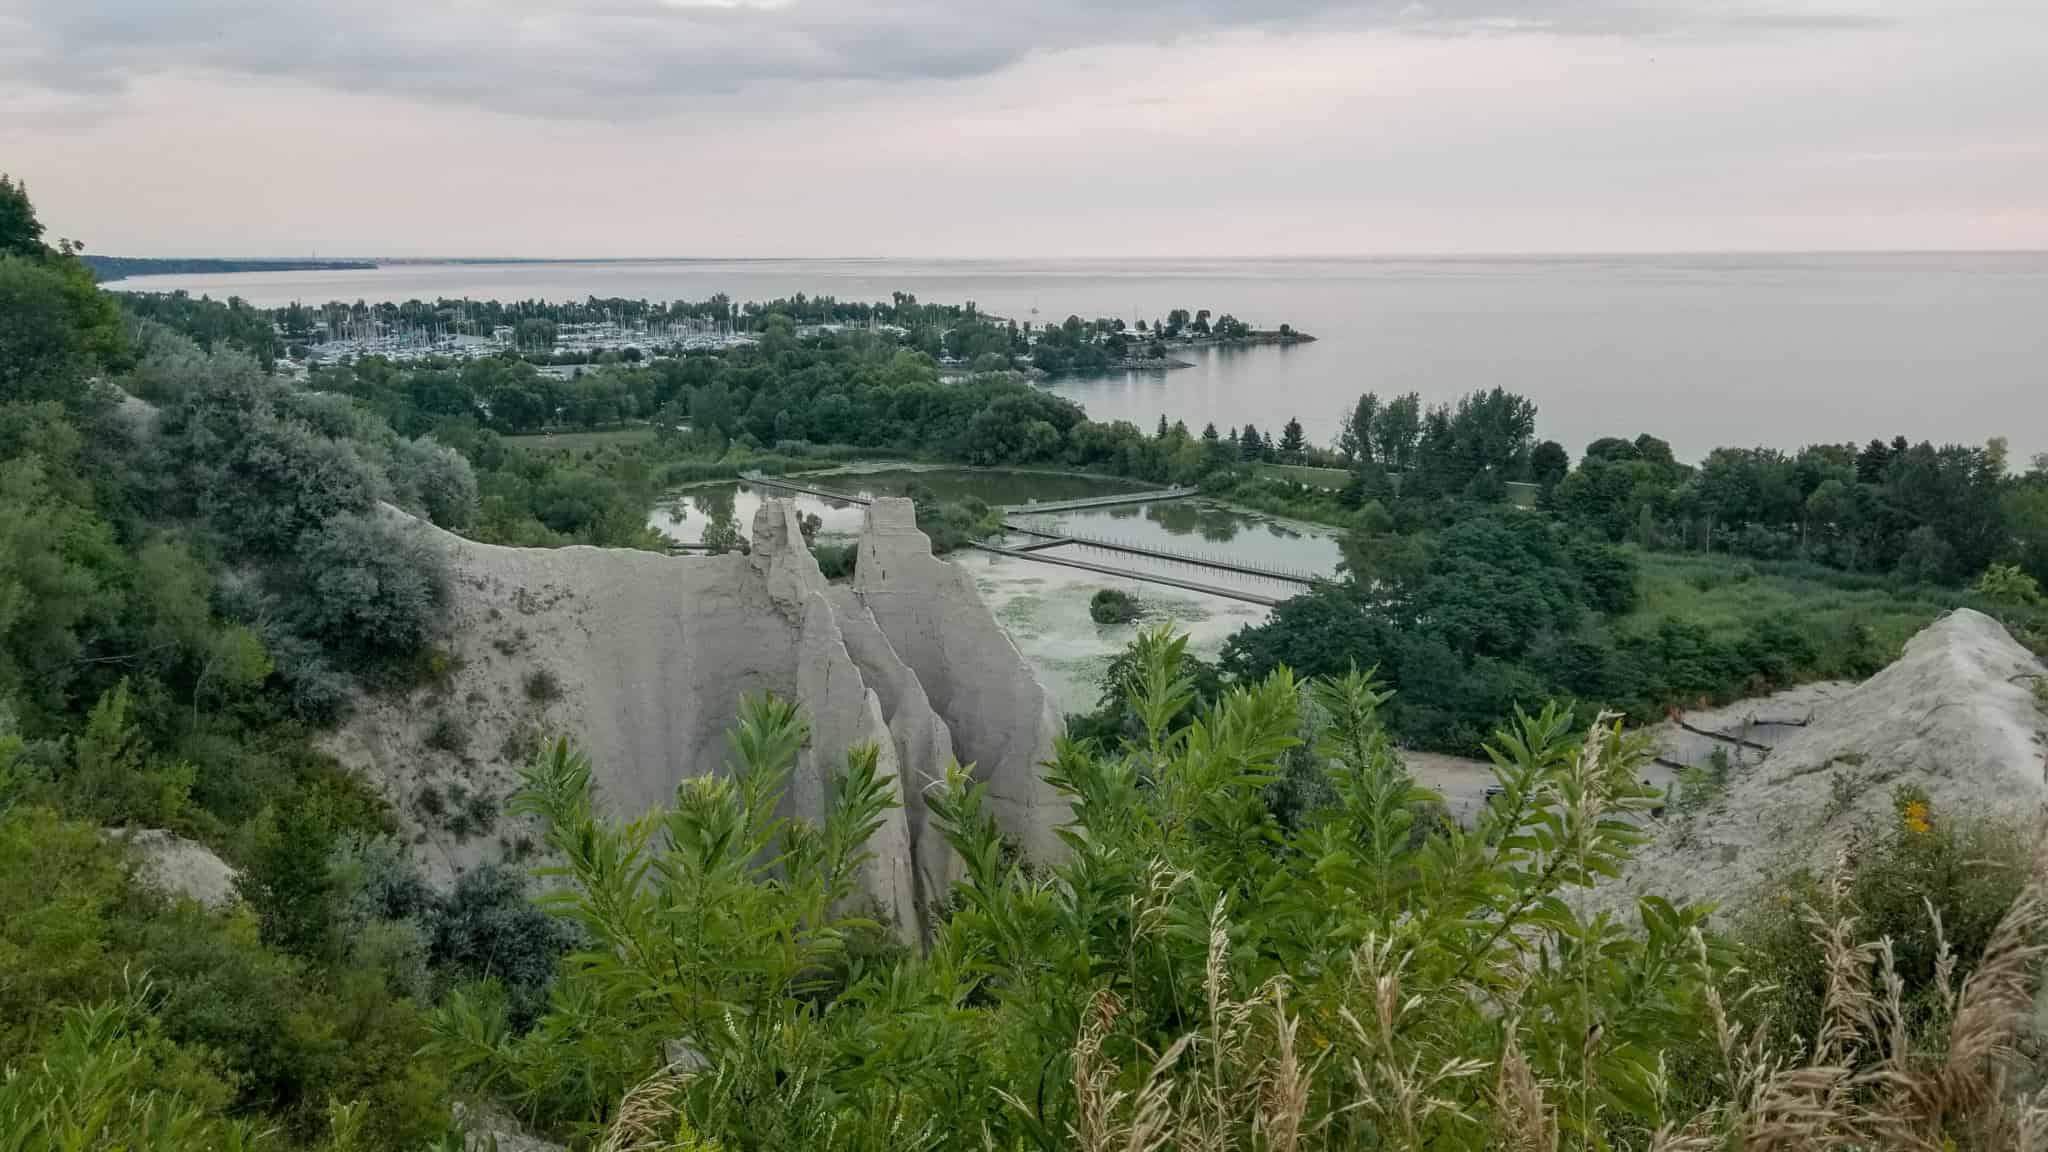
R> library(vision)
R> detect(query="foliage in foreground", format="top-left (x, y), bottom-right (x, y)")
top-left (438, 626), bottom-right (2048, 1150)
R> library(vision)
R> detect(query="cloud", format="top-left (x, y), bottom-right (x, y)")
top-left (7, 0), bottom-right (1885, 119)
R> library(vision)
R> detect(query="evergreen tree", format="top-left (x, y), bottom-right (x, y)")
top-left (1279, 417), bottom-right (1306, 457)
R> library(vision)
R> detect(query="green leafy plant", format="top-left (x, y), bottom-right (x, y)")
top-left (1088, 587), bottom-right (1142, 625)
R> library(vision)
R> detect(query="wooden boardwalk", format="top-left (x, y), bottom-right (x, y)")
top-left (968, 543), bottom-right (1281, 606)
top-left (1000, 488), bottom-right (1194, 514)
top-left (1002, 522), bottom-right (1323, 586)
top-left (742, 473), bottom-right (873, 504)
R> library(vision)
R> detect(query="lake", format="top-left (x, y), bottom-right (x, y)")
top-left (107, 253), bottom-right (2048, 463)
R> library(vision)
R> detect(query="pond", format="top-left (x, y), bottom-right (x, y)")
top-left (1007, 499), bottom-right (1345, 581)
top-left (955, 548), bottom-right (1273, 714)
top-left (646, 466), bottom-right (1158, 546)
top-left (647, 466), bottom-right (1349, 714)
top-left (649, 481), bottom-right (868, 546)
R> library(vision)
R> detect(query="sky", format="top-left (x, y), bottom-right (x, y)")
top-left (1, 0), bottom-right (2044, 257)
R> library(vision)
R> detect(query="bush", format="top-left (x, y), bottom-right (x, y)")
top-left (811, 541), bottom-right (858, 580)
top-left (291, 513), bottom-right (450, 668)
top-left (430, 864), bottom-right (576, 1030)
top-left (1736, 785), bottom-right (2033, 1051)
top-left (424, 711), bottom-right (469, 754)
top-left (523, 667), bottom-right (562, 703)
top-left (390, 436), bottom-right (479, 530)
top-left (164, 371), bottom-right (382, 557)
top-left (1088, 587), bottom-right (1143, 625)
top-left (444, 652), bottom-right (2048, 1151)
top-left (1976, 562), bottom-right (2042, 606)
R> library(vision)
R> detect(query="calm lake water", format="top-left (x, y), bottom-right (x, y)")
top-left (109, 254), bottom-right (2048, 463)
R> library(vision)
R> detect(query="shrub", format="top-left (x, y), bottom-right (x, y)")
top-left (1088, 587), bottom-right (1142, 625)
top-left (422, 625), bottom-right (2048, 1150)
top-left (430, 864), bottom-right (576, 1030)
top-left (1673, 744), bottom-right (1734, 813)
top-left (164, 372), bottom-right (382, 557)
top-left (810, 541), bottom-right (858, 580)
top-left (291, 512), bottom-right (450, 667)
top-left (523, 667), bottom-right (562, 704)
top-left (390, 435), bottom-right (479, 531)
top-left (415, 784), bottom-right (445, 820)
top-left (1735, 785), bottom-right (2034, 1052)
top-left (424, 711), bottom-right (469, 755)
top-left (1976, 562), bottom-right (2042, 606)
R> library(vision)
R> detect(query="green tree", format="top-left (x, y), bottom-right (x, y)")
top-left (1278, 416), bottom-right (1305, 457)
top-left (0, 175), bottom-right (47, 258)
top-left (1373, 391), bottom-right (1422, 471)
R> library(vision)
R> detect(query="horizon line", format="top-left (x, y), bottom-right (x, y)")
top-left (93, 247), bottom-right (2048, 267)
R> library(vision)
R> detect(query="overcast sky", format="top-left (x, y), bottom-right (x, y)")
top-left (2, 0), bottom-right (2043, 257)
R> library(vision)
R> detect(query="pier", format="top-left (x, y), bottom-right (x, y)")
top-left (967, 543), bottom-right (1282, 606)
top-left (1000, 488), bottom-right (1194, 514)
top-left (742, 473), bottom-right (874, 504)
top-left (1001, 522), bottom-right (1323, 586)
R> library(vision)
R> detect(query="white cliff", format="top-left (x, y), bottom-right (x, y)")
top-left (328, 496), bottom-right (1064, 942)
top-left (854, 499), bottom-right (1073, 860)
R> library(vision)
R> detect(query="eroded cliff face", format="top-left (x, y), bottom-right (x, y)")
top-left (328, 497), bottom-right (1062, 942)
top-left (1600, 608), bottom-right (2048, 917)
top-left (854, 500), bottom-right (1072, 860)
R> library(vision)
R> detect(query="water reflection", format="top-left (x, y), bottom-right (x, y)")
top-left (1012, 500), bottom-right (1343, 578)
top-left (649, 482), bottom-right (867, 545)
top-left (648, 469), bottom-right (1345, 582)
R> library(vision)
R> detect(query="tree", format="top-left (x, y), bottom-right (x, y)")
top-left (0, 255), bottom-right (124, 402)
top-left (390, 436), bottom-right (479, 530)
top-left (1339, 393), bottom-right (1380, 463)
top-left (292, 513), bottom-right (450, 665)
top-left (1856, 437), bottom-right (1894, 484)
top-left (0, 174), bottom-right (47, 257)
top-left (1531, 439), bottom-right (1570, 490)
top-left (1373, 392), bottom-right (1421, 471)
top-left (1278, 417), bottom-right (1305, 457)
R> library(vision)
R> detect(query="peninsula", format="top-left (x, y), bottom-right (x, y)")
top-left (84, 254), bottom-right (378, 281)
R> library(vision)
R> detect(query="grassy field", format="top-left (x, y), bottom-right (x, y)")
top-left (1625, 549), bottom-right (2047, 669)
top-left (504, 425), bottom-right (659, 454)
top-left (1254, 462), bottom-right (1352, 490)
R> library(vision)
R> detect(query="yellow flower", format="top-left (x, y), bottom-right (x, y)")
top-left (1903, 801), bottom-right (1931, 835)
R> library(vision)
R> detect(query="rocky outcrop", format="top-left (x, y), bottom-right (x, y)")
top-left (827, 585), bottom-right (962, 935)
top-left (109, 828), bottom-right (239, 909)
top-left (1608, 608), bottom-right (2048, 914)
top-left (329, 497), bottom-right (1064, 942)
top-left (855, 499), bottom-right (1072, 860)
